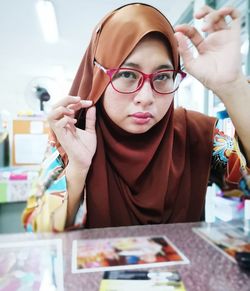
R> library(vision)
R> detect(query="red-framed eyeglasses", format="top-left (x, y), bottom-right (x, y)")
top-left (94, 60), bottom-right (186, 94)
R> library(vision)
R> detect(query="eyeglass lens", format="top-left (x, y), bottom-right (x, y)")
top-left (111, 69), bottom-right (182, 94)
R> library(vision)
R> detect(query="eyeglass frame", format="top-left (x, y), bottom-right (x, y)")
top-left (94, 60), bottom-right (186, 95)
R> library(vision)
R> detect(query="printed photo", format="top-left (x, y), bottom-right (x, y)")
top-left (72, 236), bottom-right (189, 273)
top-left (0, 239), bottom-right (64, 290)
top-left (99, 270), bottom-right (187, 291)
top-left (193, 224), bottom-right (250, 262)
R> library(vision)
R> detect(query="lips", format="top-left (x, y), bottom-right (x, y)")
top-left (130, 112), bottom-right (153, 118)
top-left (129, 112), bottom-right (153, 125)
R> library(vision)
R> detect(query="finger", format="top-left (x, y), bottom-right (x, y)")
top-left (85, 106), bottom-right (96, 134)
top-left (65, 123), bottom-right (76, 135)
top-left (68, 100), bottom-right (93, 111)
top-left (175, 25), bottom-right (204, 48)
top-left (202, 17), bottom-right (228, 32)
top-left (202, 11), bottom-right (232, 31)
top-left (47, 106), bottom-right (74, 122)
top-left (51, 95), bottom-right (81, 110)
top-left (208, 6), bottom-right (240, 21)
top-left (208, 7), bottom-right (240, 30)
top-left (196, 6), bottom-right (240, 32)
top-left (174, 32), bottom-right (194, 69)
top-left (194, 5), bottom-right (214, 19)
top-left (67, 102), bottom-right (84, 111)
top-left (50, 100), bottom-right (93, 122)
top-left (54, 115), bottom-right (77, 130)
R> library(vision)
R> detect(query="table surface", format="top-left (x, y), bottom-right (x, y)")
top-left (1, 221), bottom-right (250, 291)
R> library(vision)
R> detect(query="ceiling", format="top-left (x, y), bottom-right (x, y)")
top-left (0, 0), bottom-right (191, 114)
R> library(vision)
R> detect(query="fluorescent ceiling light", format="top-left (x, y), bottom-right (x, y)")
top-left (36, 0), bottom-right (59, 43)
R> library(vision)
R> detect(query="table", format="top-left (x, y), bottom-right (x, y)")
top-left (0, 221), bottom-right (250, 291)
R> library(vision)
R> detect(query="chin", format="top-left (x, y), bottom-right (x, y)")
top-left (125, 124), bottom-right (153, 134)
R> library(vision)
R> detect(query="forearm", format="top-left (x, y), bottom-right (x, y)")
top-left (65, 162), bottom-right (89, 227)
top-left (214, 75), bottom-right (250, 164)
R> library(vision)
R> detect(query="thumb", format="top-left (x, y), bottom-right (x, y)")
top-left (174, 32), bottom-right (194, 69)
top-left (85, 106), bottom-right (96, 133)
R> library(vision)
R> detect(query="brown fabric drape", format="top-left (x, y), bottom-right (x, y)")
top-left (52, 3), bottom-right (216, 228)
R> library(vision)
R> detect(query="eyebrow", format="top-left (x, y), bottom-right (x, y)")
top-left (122, 62), bottom-right (174, 70)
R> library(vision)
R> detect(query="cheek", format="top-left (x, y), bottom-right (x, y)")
top-left (102, 85), bottom-right (127, 121)
top-left (156, 96), bottom-right (173, 121)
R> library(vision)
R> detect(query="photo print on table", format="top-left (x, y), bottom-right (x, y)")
top-left (72, 236), bottom-right (189, 273)
top-left (193, 223), bottom-right (250, 262)
top-left (0, 239), bottom-right (64, 291)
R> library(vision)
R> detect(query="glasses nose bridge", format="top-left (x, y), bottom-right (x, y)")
top-left (140, 71), bottom-right (154, 90)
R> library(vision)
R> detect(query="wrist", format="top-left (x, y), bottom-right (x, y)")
top-left (66, 161), bottom-right (90, 179)
top-left (213, 74), bottom-right (248, 100)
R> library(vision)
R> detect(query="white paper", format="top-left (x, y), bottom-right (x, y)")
top-left (30, 121), bottom-right (44, 134)
top-left (14, 134), bottom-right (48, 164)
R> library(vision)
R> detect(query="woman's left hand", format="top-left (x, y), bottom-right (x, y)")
top-left (174, 5), bottom-right (242, 94)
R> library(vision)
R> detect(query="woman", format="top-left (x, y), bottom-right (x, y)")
top-left (23, 3), bottom-right (250, 232)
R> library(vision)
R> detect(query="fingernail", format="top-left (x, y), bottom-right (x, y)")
top-left (81, 100), bottom-right (93, 105)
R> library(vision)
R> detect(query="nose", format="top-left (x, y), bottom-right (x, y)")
top-left (133, 79), bottom-right (154, 106)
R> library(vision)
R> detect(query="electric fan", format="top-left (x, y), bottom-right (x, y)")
top-left (24, 77), bottom-right (59, 113)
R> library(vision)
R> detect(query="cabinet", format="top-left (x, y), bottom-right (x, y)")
top-left (0, 166), bottom-right (39, 233)
top-left (0, 202), bottom-right (26, 233)
top-left (0, 115), bottom-right (47, 233)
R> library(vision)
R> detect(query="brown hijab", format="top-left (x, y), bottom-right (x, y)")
top-left (55, 3), bottom-right (216, 228)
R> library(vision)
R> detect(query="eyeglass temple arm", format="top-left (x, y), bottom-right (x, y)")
top-left (94, 60), bottom-right (108, 73)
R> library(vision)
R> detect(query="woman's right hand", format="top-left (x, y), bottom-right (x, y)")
top-left (47, 96), bottom-right (97, 170)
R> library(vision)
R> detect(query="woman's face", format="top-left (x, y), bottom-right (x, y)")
top-left (102, 36), bottom-right (174, 134)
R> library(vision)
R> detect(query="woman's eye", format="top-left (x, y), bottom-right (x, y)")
top-left (155, 72), bottom-right (173, 81)
top-left (116, 71), bottom-right (137, 79)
